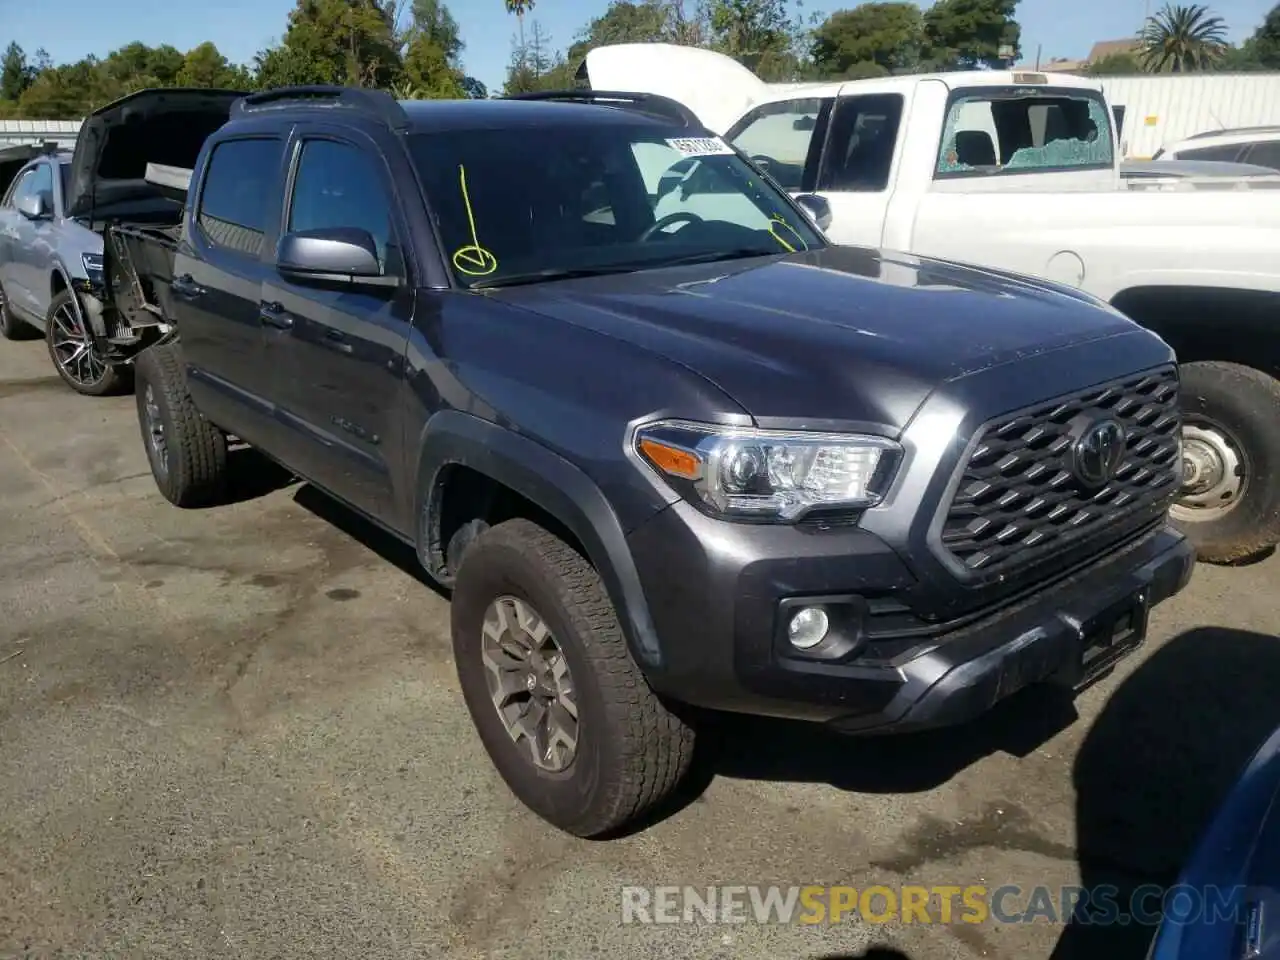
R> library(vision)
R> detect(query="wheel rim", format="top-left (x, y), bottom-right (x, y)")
top-left (143, 383), bottom-right (169, 476)
top-left (1172, 420), bottom-right (1247, 524)
top-left (50, 299), bottom-right (108, 386)
top-left (481, 595), bottom-right (579, 772)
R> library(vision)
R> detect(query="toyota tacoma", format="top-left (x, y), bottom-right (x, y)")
top-left (67, 84), bottom-right (1195, 837)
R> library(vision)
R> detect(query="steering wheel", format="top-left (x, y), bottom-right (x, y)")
top-left (750, 155), bottom-right (781, 172)
top-left (639, 211), bottom-right (704, 242)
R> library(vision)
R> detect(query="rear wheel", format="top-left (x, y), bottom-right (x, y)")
top-left (133, 342), bottom-right (229, 508)
top-left (450, 518), bottom-right (695, 837)
top-left (0, 281), bottom-right (38, 340)
top-left (45, 289), bottom-right (131, 396)
top-left (1171, 361), bottom-right (1280, 563)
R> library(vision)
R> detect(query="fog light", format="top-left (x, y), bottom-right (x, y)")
top-left (787, 606), bottom-right (830, 649)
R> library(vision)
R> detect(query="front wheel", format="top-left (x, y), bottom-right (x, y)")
top-left (1171, 361), bottom-right (1280, 563)
top-left (45, 289), bottom-right (131, 396)
top-left (450, 518), bottom-right (696, 838)
top-left (133, 343), bottom-right (229, 508)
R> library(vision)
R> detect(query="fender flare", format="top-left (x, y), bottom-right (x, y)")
top-left (414, 410), bottom-right (665, 670)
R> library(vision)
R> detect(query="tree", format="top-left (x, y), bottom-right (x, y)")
top-left (1245, 2), bottom-right (1280, 68)
top-left (410, 0), bottom-right (462, 62)
top-left (566, 1), bottom-right (670, 63)
top-left (707, 0), bottom-right (792, 65)
top-left (1140, 3), bottom-right (1228, 72)
top-left (255, 0), bottom-right (403, 89)
top-left (921, 0), bottom-right (1021, 69)
top-left (176, 42), bottom-right (253, 88)
top-left (505, 0), bottom-right (537, 49)
top-left (1, 43), bottom-right (36, 103)
top-left (1088, 51), bottom-right (1143, 75)
top-left (503, 19), bottom-right (553, 93)
top-left (811, 3), bottom-right (924, 76)
top-left (395, 0), bottom-right (470, 98)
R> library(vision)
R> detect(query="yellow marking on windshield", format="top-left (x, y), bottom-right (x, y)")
top-left (769, 216), bottom-right (807, 253)
top-left (451, 165), bottom-right (498, 277)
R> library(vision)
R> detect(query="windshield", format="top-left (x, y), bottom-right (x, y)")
top-left (408, 125), bottom-right (824, 289)
top-left (936, 88), bottom-right (1114, 178)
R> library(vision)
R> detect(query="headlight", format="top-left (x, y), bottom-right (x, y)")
top-left (633, 419), bottom-right (902, 522)
top-left (82, 252), bottom-right (104, 275)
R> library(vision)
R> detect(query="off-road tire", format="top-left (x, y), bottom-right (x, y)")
top-left (0, 282), bottom-right (38, 341)
top-left (133, 342), bottom-right (229, 508)
top-left (451, 518), bottom-right (696, 838)
top-left (45, 289), bottom-right (131, 396)
top-left (1173, 361), bottom-right (1280, 563)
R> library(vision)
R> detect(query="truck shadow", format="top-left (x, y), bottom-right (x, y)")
top-left (698, 683), bottom-right (1080, 796)
top-left (222, 446), bottom-right (298, 505)
top-left (291, 482), bottom-right (449, 599)
top-left (1051, 627), bottom-right (1280, 959)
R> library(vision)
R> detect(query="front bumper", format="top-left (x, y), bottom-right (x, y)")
top-left (627, 502), bottom-right (1195, 734)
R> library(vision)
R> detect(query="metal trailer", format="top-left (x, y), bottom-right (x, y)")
top-left (1099, 72), bottom-right (1280, 158)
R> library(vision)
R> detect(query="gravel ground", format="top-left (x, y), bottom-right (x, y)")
top-left (1, 337), bottom-right (1278, 960)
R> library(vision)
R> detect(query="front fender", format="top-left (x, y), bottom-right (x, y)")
top-left (414, 410), bottom-right (665, 671)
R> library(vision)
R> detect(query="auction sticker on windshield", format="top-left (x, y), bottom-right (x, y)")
top-left (666, 136), bottom-right (735, 157)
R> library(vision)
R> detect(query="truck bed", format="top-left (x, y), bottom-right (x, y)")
top-left (103, 221), bottom-right (182, 331)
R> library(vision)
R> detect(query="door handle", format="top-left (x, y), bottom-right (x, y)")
top-left (170, 274), bottom-right (207, 300)
top-left (258, 300), bottom-right (293, 330)
top-left (324, 328), bottom-right (353, 354)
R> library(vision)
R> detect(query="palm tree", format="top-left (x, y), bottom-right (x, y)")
top-left (505, 0), bottom-right (536, 48)
top-left (1140, 3), bottom-right (1229, 72)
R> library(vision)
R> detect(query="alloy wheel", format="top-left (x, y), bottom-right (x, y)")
top-left (50, 299), bottom-right (109, 387)
top-left (481, 595), bottom-right (579, 772)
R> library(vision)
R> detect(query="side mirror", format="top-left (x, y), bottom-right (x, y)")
top-left (275, 227), bottom-right (398, 288)
top-left (17, 190), bottom-right (51, 220)
top-left (794, 193), bottom-right (832, 232)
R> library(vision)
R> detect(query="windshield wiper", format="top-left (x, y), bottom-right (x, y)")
top-left (470, 265), bottom-right (640, 289)
top-left (648, 247), bottom-right (787, 268)
top-left (469, 249), bottom-right (785, 290)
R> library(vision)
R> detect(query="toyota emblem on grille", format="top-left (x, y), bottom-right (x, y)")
top-left (1072, 419), bottom-right (1127, 488)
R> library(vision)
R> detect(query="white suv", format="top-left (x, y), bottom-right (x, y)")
top-left (1153, 126), bottom-right (1280, 171)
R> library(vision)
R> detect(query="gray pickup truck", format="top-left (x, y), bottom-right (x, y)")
top-left (0, 143), bottom-right (128, 396)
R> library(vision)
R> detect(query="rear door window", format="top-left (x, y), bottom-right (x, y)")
top-left (197, 138), bottom-right (284, 257)
top-left (818, 94), bottom-right (904, 192)
top-left (1241, 140), bottom-right (1280, 171)
top-left (725, 98), bottom-right (827, 191)
top-left (936, 88), bottom-right (1114, 177)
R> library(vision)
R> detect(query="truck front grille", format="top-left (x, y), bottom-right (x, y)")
top-left (939, 366), bottom-right (1181, 577)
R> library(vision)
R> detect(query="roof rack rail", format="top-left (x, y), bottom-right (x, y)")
top-left (234, 85), bottom-right (409, 131)
top-left (501, 90), bottom-right (701, 128)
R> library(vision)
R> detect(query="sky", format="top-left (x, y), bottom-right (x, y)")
top-left (1, 0), bottom-right (1274, 95)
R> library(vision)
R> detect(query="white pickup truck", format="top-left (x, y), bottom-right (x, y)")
top-left (583, 43), bottom-right (1280, 564)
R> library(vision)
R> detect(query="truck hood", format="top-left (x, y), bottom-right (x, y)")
top-left (583, 44), bottom-right (769, 134)
top-left (65, 87), bottom-right (245, 221)
top-left (490, 245), bottom-right (1139, 433)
